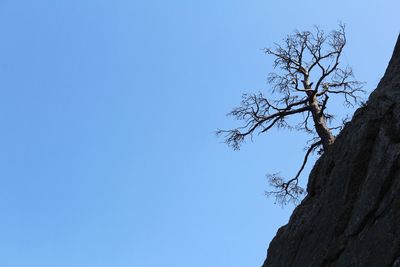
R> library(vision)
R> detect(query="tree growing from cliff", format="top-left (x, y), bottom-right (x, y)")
top-left (217, 24), bottom-right (364, 204)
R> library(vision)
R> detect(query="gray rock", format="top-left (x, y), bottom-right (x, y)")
top-left (263, 34), bottom-right (400, 267)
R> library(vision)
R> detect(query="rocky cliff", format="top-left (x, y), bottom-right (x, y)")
top-left (263, 34), bottom-right (400, 267)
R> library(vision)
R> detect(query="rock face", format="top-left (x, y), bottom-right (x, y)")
top-left (263, 35), bottom-right (400, 267)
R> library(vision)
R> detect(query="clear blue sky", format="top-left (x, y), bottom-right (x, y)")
top-left (0, 1), bottom-right (398, 266)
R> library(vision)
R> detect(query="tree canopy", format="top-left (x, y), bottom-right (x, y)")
top-left (217, 24), bottom-right (364, 204)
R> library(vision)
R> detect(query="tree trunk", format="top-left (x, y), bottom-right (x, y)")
top-left (308, 96), bottom-right (335, 149)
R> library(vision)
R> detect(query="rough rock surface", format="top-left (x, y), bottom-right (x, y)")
top-left (263, 35), bottom-right (400, 267)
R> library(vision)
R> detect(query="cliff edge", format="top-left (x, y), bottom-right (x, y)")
top-left (263, 34), bottom-right (400, 267)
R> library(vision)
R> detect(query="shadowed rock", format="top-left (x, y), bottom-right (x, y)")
top-left (263, 34), bottom-right (400, 267)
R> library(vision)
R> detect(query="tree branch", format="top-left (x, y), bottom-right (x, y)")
top-left (266, 140), bottom-right (322, 205)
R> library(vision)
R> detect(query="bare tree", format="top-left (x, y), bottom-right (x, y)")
top-left (217, 24), bottom-right (364, 205)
